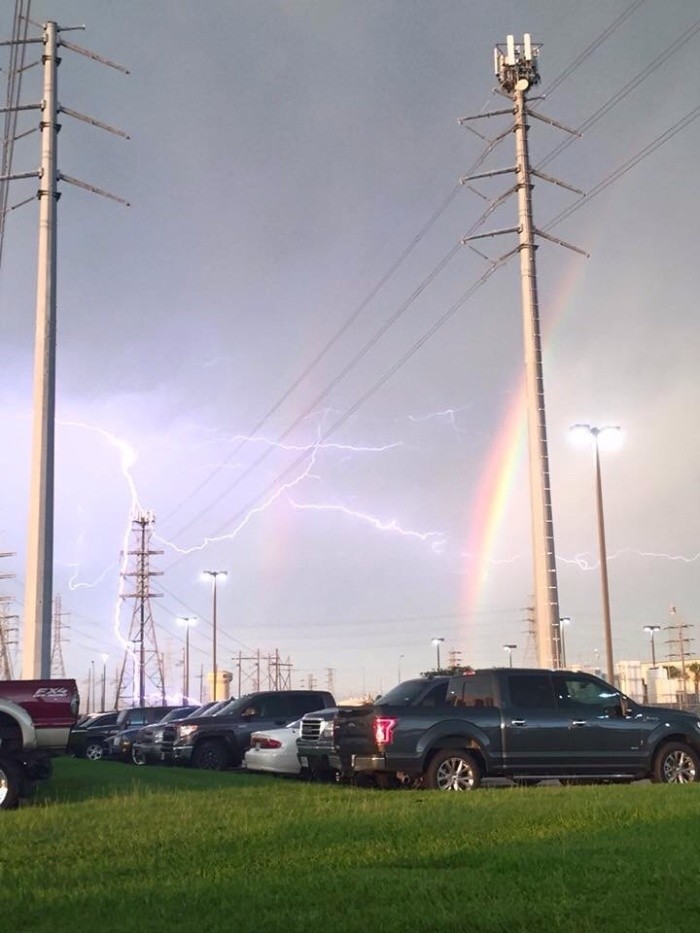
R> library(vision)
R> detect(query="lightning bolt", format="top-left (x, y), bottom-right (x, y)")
top-left (287, 497), bottom-right (447, 553)
top-left (155, 447), bottom-right (321, 556)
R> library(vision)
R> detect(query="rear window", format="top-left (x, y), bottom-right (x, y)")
top-left (377, 679), bottom-right (446, 707)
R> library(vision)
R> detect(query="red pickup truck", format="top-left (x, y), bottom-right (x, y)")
top-left (0, 679), bottom-right (80, 809)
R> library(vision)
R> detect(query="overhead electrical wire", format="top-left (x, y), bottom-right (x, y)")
top-left (164, 99), bottom-right (700, 567)
top-left (160, 1), bottom-right (666, 539)
top-left (0, 1), bottom-right (32, 273)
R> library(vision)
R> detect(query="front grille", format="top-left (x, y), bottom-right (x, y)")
top-left (161, 726), bottom-right (177, 749)
top-left (301, 718), bottom-right (323, 741)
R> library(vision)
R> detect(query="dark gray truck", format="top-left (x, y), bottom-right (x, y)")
top-left (162, 690), bottom-right (336, 770)
top-left (333, 668), bottom-right (700, 789)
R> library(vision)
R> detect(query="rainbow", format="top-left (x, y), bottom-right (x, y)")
top-left (462, 258), bottom-right (583, 647)
top-left (462, 382), bottom-right (527, 625)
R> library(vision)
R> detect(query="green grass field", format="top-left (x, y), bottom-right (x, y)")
top-left (2, 759), bottom-right (699, 932)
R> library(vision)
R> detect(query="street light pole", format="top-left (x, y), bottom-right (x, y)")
top-left (398, 654), bottom-right (404, 683)
top-left (559, 618), bottom-right (571, 669)
top-left (570, 424), bottom-right (621, 686)
top-left (431, 637), bottom-right (444, 672)
top-left (178, 617), bottom-right (196, 704)
top-left (644, 624), bottom-right (661, 668)
top-left (503, 644), bottom-right (517, 668)
top-left (100, 653), bottom-right (108, 711)
top-left (202, 571), bottom-right (227, 701)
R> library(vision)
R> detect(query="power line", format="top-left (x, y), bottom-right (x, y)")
top-left (166, 100), bottom-right (699, 564)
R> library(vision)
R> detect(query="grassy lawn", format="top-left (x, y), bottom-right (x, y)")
top-left (2, 759), bottom-right (699, 932)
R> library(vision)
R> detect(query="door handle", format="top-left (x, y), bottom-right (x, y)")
top-left (511, 720), bottom-right (526, 727)
top-left (571, 720), bottom-right (587, 727)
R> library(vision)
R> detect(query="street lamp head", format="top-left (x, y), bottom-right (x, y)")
top-left (202, 570), bottom-right (228, 582)
top-left (644, 625), bottom-right (661, 635)
top-left (559, 616), bottom-right (571, 626)
top-left (432, 637), bottom-right (445, 645)
top-left (569, 423), bottom-right (622, 451)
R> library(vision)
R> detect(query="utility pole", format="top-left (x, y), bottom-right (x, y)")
top-left (21, 20), bottom-right (59, 678)
top-left (0, 20), bottom-right (128, 677)
top-left (460, 35), bottom-right (584, 668)
top-left (115, 511), bottom-right (164, 706)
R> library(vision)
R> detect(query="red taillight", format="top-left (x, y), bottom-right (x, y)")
top-left (254, 736), bottom-right (282, 749)
top-left (374, 717), bottom-right (397, 746)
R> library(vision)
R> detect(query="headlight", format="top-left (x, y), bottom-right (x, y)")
top-left (178, 724), bottom-right (198, 738)
top-left (694, 720), bottom-right (700, 732)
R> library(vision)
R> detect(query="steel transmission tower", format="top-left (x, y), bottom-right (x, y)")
top-left (0, 20), bottom-right (128, 677)
top-left (115, 511), bottom-right (165, 707)
top-left (0, 552), bottom-right (18, 679)
top-left (461, 35), bottom-right (585, 668)
top-left (50, 593), bottom-right (69, 678)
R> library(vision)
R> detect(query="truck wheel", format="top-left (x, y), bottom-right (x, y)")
top-left (0, 755), bottom-right (22, 810)
top-left (192, 740), bottom-right (229, 771)
top-left (652, 742), bottom-right (700, 784)
top-left (425, 749), bottom-right (481, 791)
top-left (84, 742), bottom-right (105, 761)
top-left (131, 748), bottom-right (147, 766)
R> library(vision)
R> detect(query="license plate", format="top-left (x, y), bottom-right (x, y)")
top-left (299, 756), bottom-right (308, 767)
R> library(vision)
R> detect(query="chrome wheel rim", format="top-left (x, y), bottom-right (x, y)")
top-left (0, 768), bottom-right (8, 806)
top-left (85, 744), bottom-right (103, 761)
top-left (436, 756), bottom-right (475, 791)
top-left (663, 750), bottom-right (696, 783)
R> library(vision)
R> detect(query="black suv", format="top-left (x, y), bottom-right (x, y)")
top-left (162, 690), bottom-right (336, 770)
top-left (68, 711), bottom-right (121, 760)
top-left (70, 707), bottom-right (178, 761)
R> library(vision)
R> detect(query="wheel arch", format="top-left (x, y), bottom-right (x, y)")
top-left (650, 732), bottom-right (700, 767)
top-left (0, 702), bottom-right (37, 751)
top-left (421, 734), bottom-right (488, 774)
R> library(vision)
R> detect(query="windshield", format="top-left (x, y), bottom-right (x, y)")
top-left (213, 695), bottom-right (253, 717)
top-left (377, 679), bottom-right (435, 706)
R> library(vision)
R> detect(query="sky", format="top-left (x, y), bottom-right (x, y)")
top-left (1, 0), bottom-right (699, 703)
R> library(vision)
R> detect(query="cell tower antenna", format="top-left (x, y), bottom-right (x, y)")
top-left (458, 34), bottom-right (585, 669)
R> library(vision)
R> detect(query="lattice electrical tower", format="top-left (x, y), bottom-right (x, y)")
top-left (0, 551), bottom-right (18, 679)
top-left (50, 594), bottom-right (69, 678)
top-left (115, 511), bottom-right (165, 706)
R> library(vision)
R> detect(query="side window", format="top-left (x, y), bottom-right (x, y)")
top-left (507, 674), bottom-right (555, 709)
top-left (260, 695), bottom-right (293, 720)
top-left (126, 711), bottom-right (147, 727)
top-left (448, 675), bottom-right (495, 708)
top-left (416, 682), bottom-right (449, 707)
top-left (287, 695), bottom-right (325, 718)
top-left (554, 675), bottom-right (622, 715)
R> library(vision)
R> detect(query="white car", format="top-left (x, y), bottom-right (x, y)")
top-left (243, 719), bottom-right (302, 776)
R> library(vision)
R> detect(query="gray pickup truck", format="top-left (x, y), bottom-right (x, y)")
top-left (333, 668), bottom-right (700, 790)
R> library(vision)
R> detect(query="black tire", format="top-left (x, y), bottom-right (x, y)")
top-left (424, 748), bottom-right (482, 791)
top-left (84, 741), bottom-right (105, 761)
top-left (652, 742), bottom-right (700, 784)
top-left (0, 755), bottom-right (23, 810)
top-left (192, 739), bottom-right (230, 771)
top-left (131, 748), bottom-right (147, 767)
